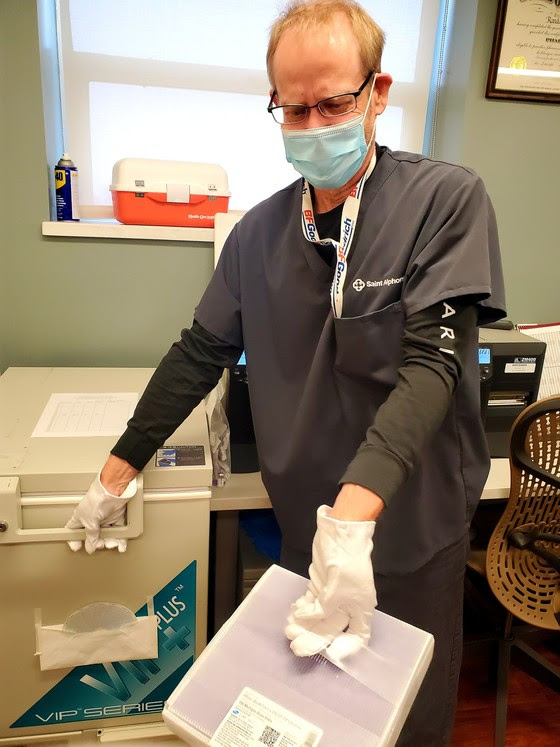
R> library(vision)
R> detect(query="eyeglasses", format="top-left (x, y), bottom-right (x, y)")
top-left (267, 71), bottom-right (374, 125)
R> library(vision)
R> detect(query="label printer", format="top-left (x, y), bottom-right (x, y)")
top-left (479, 327), bottom-right (546, 457)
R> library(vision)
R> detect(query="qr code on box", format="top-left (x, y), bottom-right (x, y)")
top-left (258, 725), bottom-right (281, 746)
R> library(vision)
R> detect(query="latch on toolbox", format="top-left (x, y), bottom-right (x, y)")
top-left (166, 182), bottom-right (191, 203)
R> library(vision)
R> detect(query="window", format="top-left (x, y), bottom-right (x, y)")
top-left (44, 0), bottom-right (441, 213)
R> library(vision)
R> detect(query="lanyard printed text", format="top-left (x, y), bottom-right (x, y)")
top-left (300, 153), bottom-right (376, 317)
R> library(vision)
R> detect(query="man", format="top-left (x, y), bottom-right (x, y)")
top-left (67, 1), bottom-right (506, 743)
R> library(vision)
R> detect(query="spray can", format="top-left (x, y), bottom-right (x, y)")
top-left (54, 153), bottom-right (80, 221)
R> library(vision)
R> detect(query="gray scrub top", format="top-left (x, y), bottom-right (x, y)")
top-left (195, 147), bottom-right (506, 575)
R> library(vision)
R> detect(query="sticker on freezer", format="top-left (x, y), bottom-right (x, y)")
top-left (32, 393), bottom-right (138, 437)
top-left (156, 445), bottom-right (205, 467)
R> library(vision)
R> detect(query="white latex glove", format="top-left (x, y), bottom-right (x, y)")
top-left (285, 504), bottom-right (376, 662)
top-left (65, 472), bottom-right (137, 554)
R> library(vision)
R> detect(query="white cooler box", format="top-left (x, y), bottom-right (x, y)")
top-left (163, 565), bottom-right (435, 747)
top-left (0, 367), bottom-right (213, 745)
top-left (110, 159), bottom-right (230, 228)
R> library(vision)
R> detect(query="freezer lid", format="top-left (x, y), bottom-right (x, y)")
top-left (0, 367), bottom-right (212, 494)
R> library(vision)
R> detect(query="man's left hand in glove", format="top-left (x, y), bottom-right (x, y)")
top-left (65, 455), bottom-right (138, 554)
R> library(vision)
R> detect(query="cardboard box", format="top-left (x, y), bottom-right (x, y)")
top-left (110, 158), bottom-right (230, 227)
top-left (163, 565), bottom-right (434, 746)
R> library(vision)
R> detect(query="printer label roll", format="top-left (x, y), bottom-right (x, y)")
top-left (210, 687), bottom-right (322, 747)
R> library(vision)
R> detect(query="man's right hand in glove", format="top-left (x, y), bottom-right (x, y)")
top-left (65, 455), bottom-right (138, 554)
top-left (285, 504), bottom-right (377, 661)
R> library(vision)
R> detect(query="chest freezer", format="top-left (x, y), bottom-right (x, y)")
top-left (0, 367), bottom-right (213, 745)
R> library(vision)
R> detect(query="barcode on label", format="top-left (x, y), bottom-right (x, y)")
top-left (258, 725), bottom-right (281, 746)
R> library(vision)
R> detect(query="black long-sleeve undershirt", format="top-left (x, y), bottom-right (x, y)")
top-left (341, 299), bottom-right (477, 503)
top-left (112, 300), bottom-right (477, 506)
top-left (111, 322), bottom-right (243, 470)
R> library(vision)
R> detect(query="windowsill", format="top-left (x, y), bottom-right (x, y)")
top-left (41, 219), bottom-right (214, 243)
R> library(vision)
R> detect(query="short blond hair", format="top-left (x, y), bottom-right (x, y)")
top-left (266, 0), bottom-right (385, 88)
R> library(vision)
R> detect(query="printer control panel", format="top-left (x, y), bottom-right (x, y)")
top-left (478, 346), bottom-right (492, 382)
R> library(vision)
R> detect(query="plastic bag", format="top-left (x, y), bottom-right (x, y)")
top-left (205, 377), bottom-right (231, 487)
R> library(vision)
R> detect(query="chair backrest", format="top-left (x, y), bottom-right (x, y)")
top-left (486, 395), bottom-right (560, 630)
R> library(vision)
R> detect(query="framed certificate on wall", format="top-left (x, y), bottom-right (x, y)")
top-left (486, 0), bottom-right (560, 103)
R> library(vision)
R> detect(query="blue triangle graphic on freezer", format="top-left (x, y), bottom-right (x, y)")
top-left (11, 561), bottom-right (197, 729)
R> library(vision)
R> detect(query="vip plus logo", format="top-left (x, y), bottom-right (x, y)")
top-left (11, 562), bottom-right (198, 730)
top-left (353, 278), bottom-right (365, 292)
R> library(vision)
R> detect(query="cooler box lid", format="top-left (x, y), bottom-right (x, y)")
top-left (110, 158), bottom-right (230, 199)
top-left (0, 367), bottom-right (212, 494)
top-left (163, 565), bottom-right (434, 747)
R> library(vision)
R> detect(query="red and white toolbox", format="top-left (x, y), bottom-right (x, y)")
top-left (110, 158), bottom-right (230, 228)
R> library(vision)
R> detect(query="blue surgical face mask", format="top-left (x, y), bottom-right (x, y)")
top-left (281, 79), bottom-right (376, 190)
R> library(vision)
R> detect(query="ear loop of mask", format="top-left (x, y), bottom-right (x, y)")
top-left (363, 73), bottom-right (378, 153)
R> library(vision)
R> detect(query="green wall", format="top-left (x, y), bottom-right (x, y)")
top-left (1, 0), bottom-right (558, 375)
top-left (433, 0), bottom-right (559, 324)
top-left (0, 0), bottom-right (214, 373)
top-left (0, 2), bottom-right (11, 373)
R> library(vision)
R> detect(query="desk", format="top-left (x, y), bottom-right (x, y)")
top-left (210, 473), bottom-right (270, 635)
top-left (480, 457), bottom-right (510, 501)
top-left (209, 459), bottom-right (511, 635)
top-left (210, 471), bottom-right (271, 512)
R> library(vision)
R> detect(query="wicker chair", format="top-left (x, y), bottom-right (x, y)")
top-left (485, 395), bottom-right (560, 746)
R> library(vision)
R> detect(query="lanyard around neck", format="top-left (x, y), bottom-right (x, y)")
top-left (300, 152), bottom-right (377, 317)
